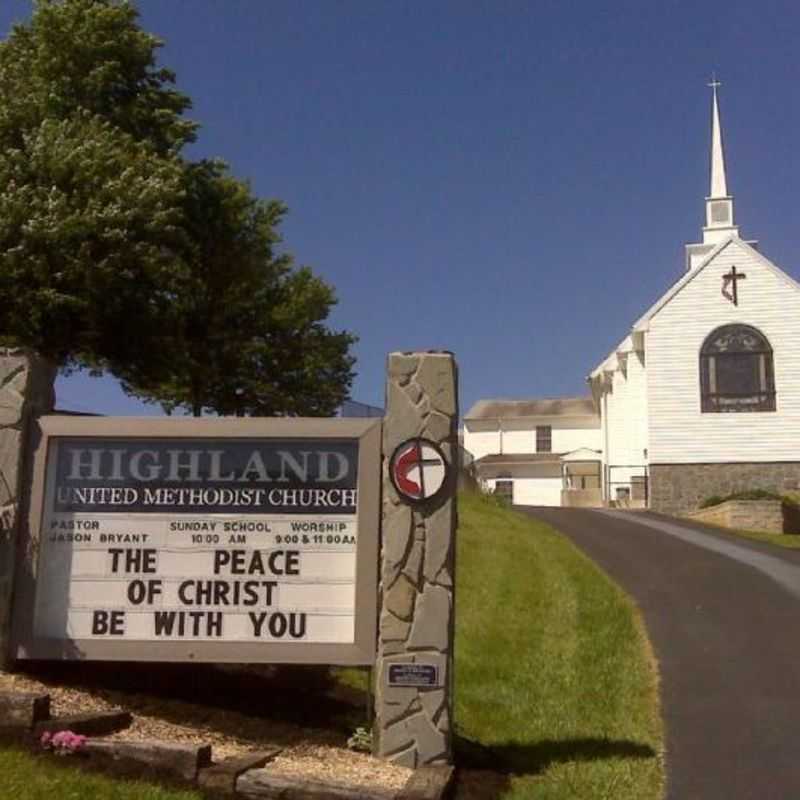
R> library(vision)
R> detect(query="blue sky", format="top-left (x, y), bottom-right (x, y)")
top-left (2, 1), bottom-right (799, 416)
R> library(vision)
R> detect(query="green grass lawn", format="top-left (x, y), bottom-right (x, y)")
top-left (0, 746), bottom-right (202, 800)
top-left (454, 491), bottom-right (664, 799)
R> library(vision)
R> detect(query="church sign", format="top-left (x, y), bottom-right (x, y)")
top-left (13, 416), bottom-right (381, 665)
top-left (4, 350), bottom-right (458, 768)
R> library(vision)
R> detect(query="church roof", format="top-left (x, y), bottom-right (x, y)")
top-left (588, 235), bottom-right (800, 381)
top-left (464, 396), bottom-right (597, 420)
top-left (632, 236), bottom-right (800, 332)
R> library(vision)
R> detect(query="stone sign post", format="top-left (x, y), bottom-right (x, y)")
top-left (374, 351), bottom-right (458, 767)
top-left (0, 350), bottom-right (55, 669)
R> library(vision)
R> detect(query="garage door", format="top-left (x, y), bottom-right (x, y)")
top-left (513, 477), bottom-right (563, 507)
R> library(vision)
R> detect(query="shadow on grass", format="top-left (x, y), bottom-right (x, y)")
top-left (457, 732), bottom-right (655, 772)
top-left (453, 734), bottom-right (657, 797)
top-left (497, 737), bottom-right (655, 773)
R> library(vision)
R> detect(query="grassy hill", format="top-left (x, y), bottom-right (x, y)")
top-left (453, 491), bottom-right (664, 799)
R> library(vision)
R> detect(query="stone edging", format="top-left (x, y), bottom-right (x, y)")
top-left (0, 689), bottom-right (456, 799)
top-left (237, 763), bottom-right (453, 799)
top-left (396, 764), bottom-right (455, 799)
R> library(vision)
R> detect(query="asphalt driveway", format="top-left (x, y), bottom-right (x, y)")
top-left (520, 507), bottom-right (800, 800)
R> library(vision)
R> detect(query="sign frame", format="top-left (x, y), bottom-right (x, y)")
top-left (12, 415), bottom-right (381, 666)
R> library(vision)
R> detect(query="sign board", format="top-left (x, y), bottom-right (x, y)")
top-left (13, 417), bottom-right (380, 665)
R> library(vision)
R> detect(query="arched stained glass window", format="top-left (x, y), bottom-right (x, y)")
top-left (700, 324), bottom-right (775, 413)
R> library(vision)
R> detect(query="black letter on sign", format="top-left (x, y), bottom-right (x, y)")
top-left (268, 613), bottom-right (288, 638)
top-left (127, 580), bottom-right (146, 605)
top-left (249, 612), bottom-right (266, 637)
top-left (213, 550), bottom-right (231, 574)
top-left (108, 549), bottom-right (124, 573)
top-left (289, 613), bottom-right (307, 639)
top-left (92, 610), bottom-right (109, 634)
top-left (109, 610), bottom-right (125, 635)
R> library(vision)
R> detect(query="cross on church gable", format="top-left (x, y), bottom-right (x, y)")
top-left (721, 265), bottom-right (746, 306)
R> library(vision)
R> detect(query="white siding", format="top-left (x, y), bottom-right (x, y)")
top-left (513, 478), bottom-right (563, 506)
top-left (462, 423), bottom-right (501, 461)
top-left (463, 418), bottom-right (600, 460)
top-left (647, 238), bottom-right (800, 463)
top-left (502, 428), bottom-right (534, 453)
top-left (553, 423), bottom-right (602, 453)
top-left (486, 477), bottom-right (563, 506)
top-left (502, 423), bottom-right (601, 454)
top-left (602, 348), bottom-right (649, 492)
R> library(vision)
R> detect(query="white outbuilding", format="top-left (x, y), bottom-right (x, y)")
top-left (464, 397), bottom-right (602, 507)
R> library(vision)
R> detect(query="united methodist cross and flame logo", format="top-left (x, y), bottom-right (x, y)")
top-left (389, 438), bottom-right (449, 503)
top-left (722, 265), bottom-right (746, 306)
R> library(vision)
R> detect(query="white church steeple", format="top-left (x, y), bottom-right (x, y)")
top-left (709, 79), bottom-right (728, 198)
top-left (686, 79), bottom-right (742, 271)
top-left (703, 79), bottom-right (738, 242)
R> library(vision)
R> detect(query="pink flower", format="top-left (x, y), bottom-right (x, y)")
top-left (46, 729), bottom-right (86, 755)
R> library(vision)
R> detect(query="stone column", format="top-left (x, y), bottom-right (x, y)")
top-left (0, 350), bottom-right (55, 668)
top-left (374, 351), bottom-right (458, 768)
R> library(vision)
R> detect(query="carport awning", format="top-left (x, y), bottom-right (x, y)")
top-left (560, 447), bottom-right (602, 463)
top-left (475, 453), bottom-right (563, 467)
top-left (474, 453), bottom-right (563, 479)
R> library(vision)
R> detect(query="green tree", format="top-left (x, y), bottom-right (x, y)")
top-left (0, 0), bottom-right (194, 367)
top-left (0, 0), bottom-right (196, 153)
top-left (116, 161), bottom-right (356, 417)
top-left (0, 1), bottom-right (356, 415)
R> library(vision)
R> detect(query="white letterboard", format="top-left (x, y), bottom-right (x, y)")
top-left (33, 437), bottom-right (361, 647)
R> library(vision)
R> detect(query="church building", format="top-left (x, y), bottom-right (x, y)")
top-left (464, 84), bottom-right (800, 513)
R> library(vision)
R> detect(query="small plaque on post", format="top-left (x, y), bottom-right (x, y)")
top-left (387, 663), bottom-right (440, 688)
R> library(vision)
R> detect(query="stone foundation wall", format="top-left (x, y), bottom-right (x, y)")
top-left (374, 352), bottom-right (458, 769)
top-left (688, 500), bottom-right (785, 533)
top-left (650, 462), bottom-right (800, 515)
top-left (0, 350), bottom-right (55, 667)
